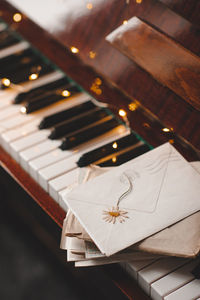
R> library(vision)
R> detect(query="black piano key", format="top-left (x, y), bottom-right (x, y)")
top-left (23, 85), bottom-right (80, 113)
top-left (0, 30), bottom-right (19, 50)
top-left (77, 133), bottom-right (140, 167)
top-left (49, 108), bottom-right (108, 139)
top-left (14, 77), bottom-right (70, 104)
top-left (60, 118), bottom-right (119, 150)
top-left (0, 48), bottom-right (35, 74)
top-left (2, 60), bottom-right (54, 86)
top-left (98, 144), bottom-right (151, 167)
top-left (39, 100), bottom-right (95, 129)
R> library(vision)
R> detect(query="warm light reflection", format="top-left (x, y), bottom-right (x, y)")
top-left (29, 73), bottom-right (38, 81)
top-left (136, 0), bottom-right (142, 3)
top-left (123, 20), bottom-right (128, 25)
top-left (119, 109), bottom-right (126, 117)
top-left (95, 78), bottom-right (102, 85)
top-left (169, 139), bottom-right (174, 144)
top-left (1, 78), bottom-right (11, 87)
top-left (89, 51), bottom-right (96, 59)
top-left (61, 90), bottom-right (71, 97)
top-left (128, 103), bottom-right (137, 111)
top-left (86, 3), bottom-right (93, 10)
top-left (13, 13), bottom-right (22, 22)
top-left (112, 157), bottom-right (117, 163)
top-left (112, 142), bottom-right (118, 149)
top-left (20, 107), bottom-right (27, 114)
top-left (71, 46), bottom-right (79, 54)
top-left (162, 127), bottom-right (170, 132)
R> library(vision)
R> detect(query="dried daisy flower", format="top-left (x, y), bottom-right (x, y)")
top-left (102, 206), bottom-right (129, 224)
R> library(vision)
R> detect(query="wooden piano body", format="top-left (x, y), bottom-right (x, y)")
top-left (0, 0), bottom-right (199, 299)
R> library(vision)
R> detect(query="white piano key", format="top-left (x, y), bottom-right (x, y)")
top-left (125, 259), bottom-right (159, 280)
top-left (0, 41), bottom-right (29, 59)
top-left (38, 153), bottom-right (79, 191)
top-left (164, 279), bottom-right (200, 300)
top-left (9, 130), bottom-right (50, 161)
top-left (1, 118), bottom-right (40, 146)
top-left (30, 125), bottom-right (127, 182)
top-left (0, 92), bottom-right (89, 134)
top-left (19, 139), bottom-right (61, 172)
top-left (19, 70), bottom-right (64, 91)
top-left (138, 257), bottom-right (188, 295)
top-left (38, 125), bottom-right (128, 191)
top-left (0, 23), bottom-right (7, 32)
top-left (151, 259), bottom-right (200, 300)
top-left (0, 104), bottom-right (21, 121)
top-left (29, 148), bottom-right (74, 181)
top-left (58, 188), bottom-right (70, 212)
top-left (0, 91), bottom-right (18, 109)
top-left (49, 168), bottom-right (79, 202)
top-left (0, 113), bottom-right (34, 131)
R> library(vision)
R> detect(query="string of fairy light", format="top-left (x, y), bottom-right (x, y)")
top-left (1, 2), bottom-right (173, 139)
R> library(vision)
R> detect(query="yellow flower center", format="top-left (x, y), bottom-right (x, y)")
top-left (109, 211), bottom-right (120, 217)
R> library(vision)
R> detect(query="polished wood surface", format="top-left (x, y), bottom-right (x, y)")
top-left (107, 16), bottom-right (200, 111)
top-left (0, 1), bottom-right (199, 299)
top-left (1, 0), bottom-right (200, 152)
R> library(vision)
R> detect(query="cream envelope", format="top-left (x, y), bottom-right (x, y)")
top-left (64, 143), bottom-right (200, 256)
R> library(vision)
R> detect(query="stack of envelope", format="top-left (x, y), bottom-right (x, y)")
top-left (60, 143), bottom-right (200, 267)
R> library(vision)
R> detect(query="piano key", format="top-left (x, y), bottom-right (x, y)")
top-left (124, 259), bottom-right (159, 280)
top-left (3, 61), bottom-right (54, 86)
top-left (60, 117), bottom-right (119, 150)
top-left (22, 85), bottom-right (80, 113)
top-left (29, 125), bottom-right (127, 182)
top-left (58, 188), bottom-right (70, 212)
top-left (38, 153), bottom-right (79, 191)
top-left (151, 259), bottom-right (200, 300)
top-left (138, 257), bottom-right (188, 295)
top-left (0, 48), bottom-right (37, 74)
top-left (20, 139), bottom-right (61, 172)
top-left (38, 125), bottom-right (127, 191)
top-left (0, 71), bottom-right (63, 106)
top-left (14, 76), bottom-right (69, 104)
top-left (0, 92), bottom-right (89, 133)
top-left (49, 168), bottom-right (79, 202)
top-left (99, 143), bottom-right (150, 167)
top-left (0, 105), bottom-right (20, 121)
top-left (0, 29), bottom-right (20, 50)
top-left (77, 133), bottom-right (140, 167)
top-left (39, 100), bottom-right (95, 129)
top-left (48, 108), bottom-right (108, 140)
top-left (0, 40), bottom-right (29, 60)
top-left (29, 148), bottom-right (74, 181)
top-left (1, 118), bottom-right (39, 152)
top-left (9, 130), bottom-right (51, 161)
top-left (164, 279), bottom-right (200, 300)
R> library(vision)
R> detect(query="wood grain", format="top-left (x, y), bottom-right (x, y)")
top-left (106, 17), bottom-right (200, 111)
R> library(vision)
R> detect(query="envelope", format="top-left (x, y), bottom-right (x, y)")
top-left (63, 143), bottom-right (200, 256)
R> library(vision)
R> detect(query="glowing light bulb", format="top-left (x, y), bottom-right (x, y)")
top-left (123, 20), bottom-right (128, 25)
top-left (61, 90), bottom-right (71, 97)
top-left (162, 127), bottom-right (170, 132)
top-left (112, 142), bottom-right (118, 149)
top-left (20, 107), bottom-right (26, 114)
top-left (112, 157), bottom-right (117, 163)
top-left (29, 73), bottom-right (38, 81)
top-left (119, 109), bottom-right (126, 117)
top-left (13, 13), bottom-right (22, 22)
top-left (71, 46), bottom-right (79, 54)
top-left (1, 78), bottom-right (11, 87)
top-left (86, 3), bottom-right (93, 9)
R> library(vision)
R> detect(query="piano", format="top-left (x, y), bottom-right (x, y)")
top-left (0, 0), bottom-right (199, 299)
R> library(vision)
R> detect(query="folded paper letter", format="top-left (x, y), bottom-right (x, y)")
top-left (63, 143), bottom-right (200, 256)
